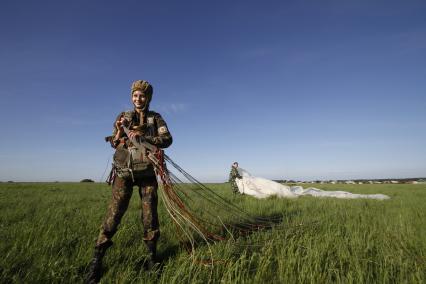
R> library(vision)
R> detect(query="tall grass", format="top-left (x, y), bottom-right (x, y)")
top-left (0, 182), bottom-right (424, 283)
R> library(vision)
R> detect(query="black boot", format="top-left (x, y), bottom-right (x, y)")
top-left (145, 240), bottom-right (158, 270)
top-left (86, 241), bottom-right (112, 284)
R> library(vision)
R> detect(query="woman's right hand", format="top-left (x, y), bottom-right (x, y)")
top-left (115, 116), bottom-right (128, 138)
top-left (116, 116), bottom-right (128, 130)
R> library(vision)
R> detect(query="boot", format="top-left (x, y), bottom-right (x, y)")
top-left (144, 240), bottom-right (158, 270)
top-left (86, 240), bottom-right (112, 284)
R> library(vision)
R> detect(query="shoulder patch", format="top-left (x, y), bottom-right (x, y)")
top-left (158, 126), bottom-right (168, 135)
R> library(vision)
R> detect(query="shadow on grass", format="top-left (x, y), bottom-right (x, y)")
top-left (143, 212), bottom-right (294, 277)
top-left (83, 211), bottom-right (299, 281)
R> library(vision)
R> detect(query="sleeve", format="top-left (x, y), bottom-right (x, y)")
top-left (145, 113), bottom-right (173, 148)
top-left (228, 168), bottom-right (238, 180)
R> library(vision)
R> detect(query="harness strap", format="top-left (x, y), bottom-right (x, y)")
top-left (106, 167), bottom-right (116, 185)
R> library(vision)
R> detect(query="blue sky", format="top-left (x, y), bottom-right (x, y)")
top-left (1, 0), bottom-right (425, 182)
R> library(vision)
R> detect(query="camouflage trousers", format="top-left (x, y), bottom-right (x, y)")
top-left (96, 175), bottom-right (160, 246)
top-left (231, 180), bottom-right (239, 194)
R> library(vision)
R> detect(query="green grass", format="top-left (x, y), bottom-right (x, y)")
top-left (0, 182), bottom-right (425, 283)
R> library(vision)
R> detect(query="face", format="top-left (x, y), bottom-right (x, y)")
top-left (132, 90), bottom-right (147, 109)
top-left (233, 162), bottom-right (239, 168)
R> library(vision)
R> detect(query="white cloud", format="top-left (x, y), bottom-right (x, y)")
top-left (156, 102), bottom-right (188, 115)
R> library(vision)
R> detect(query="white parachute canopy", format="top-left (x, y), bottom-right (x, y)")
top-left (235, 168), bottom-right (390, 200)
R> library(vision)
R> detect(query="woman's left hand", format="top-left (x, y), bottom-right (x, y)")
top-left (128, 130), bottom-right (142, 139)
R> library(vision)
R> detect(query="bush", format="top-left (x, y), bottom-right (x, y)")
top-left (80, 179), bottom-right (94, 183)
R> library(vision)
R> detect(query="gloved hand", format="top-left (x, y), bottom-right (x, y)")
top-left (128, 130), bottom-right (142, 139)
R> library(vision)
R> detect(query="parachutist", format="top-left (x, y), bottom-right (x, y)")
top-left (87, 80), bottom-right (172, 283)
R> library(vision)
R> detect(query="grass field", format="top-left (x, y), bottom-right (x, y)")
top-left (0, 182), bottom-right (425, 283)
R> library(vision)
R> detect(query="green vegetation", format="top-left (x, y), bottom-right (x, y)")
top-left (0, 182), bottom-right (425, 283)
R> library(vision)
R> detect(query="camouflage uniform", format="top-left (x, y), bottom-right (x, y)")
top-left (88, 80), bottom-right (172, 283)
top-left (97, 109), bottom-right (172, 247)
top-left (228, 167), bottom-right (242, 194)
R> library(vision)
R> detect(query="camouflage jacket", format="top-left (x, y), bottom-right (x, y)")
top-left (112, 109), bottom-right (173, 149)
top-left (228, 167), bottom-right (242, 184)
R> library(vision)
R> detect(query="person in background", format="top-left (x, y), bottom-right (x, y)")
top-left (228, 162), bottom-right (242, 194)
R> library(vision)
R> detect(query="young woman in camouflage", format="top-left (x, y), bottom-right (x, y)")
top-left (87, 80), bottom-right (172, 283)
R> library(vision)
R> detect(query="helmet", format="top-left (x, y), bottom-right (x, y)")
top-left (131, 80), bottom-right (153, 110)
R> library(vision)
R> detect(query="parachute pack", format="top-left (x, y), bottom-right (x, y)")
top-left (107, 110), bottom-right (160, 181)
